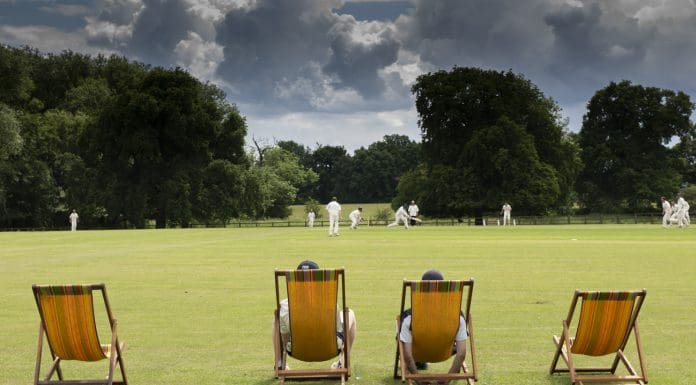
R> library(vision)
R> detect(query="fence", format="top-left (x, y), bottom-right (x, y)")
top-left (0, 213), bottom-right (669, 231)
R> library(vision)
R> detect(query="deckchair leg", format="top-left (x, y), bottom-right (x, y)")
top-left (394, 317), bottom-right (402, 379)
top-left (34, 322), bottom-right (44, 385)
top-left (116, 341), bottom-right (128, 385)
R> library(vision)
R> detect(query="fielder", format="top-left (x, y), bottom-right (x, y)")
top-left (69, 209), bottom-right (79, 231)
top-left (408, 200), bottom-right (419, 226)
top-left (661, 197), bottom-right (672, 228)
top-left (501, 202), bottom-right (512, 226)
top-left (307, 210), bottom-right (315, 228)
top-left (326, 197), bottom-right (341, 236)
top-left (387, 205), bottom-right (410, 228)
top-left (349, 207), bottom-right (363, 229)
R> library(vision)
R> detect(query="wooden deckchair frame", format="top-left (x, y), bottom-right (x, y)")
top-left (550, 289), bottom-right (647, 385)
top-left (274, 268), bottom-right (350, 384)
top-left (32, 283), bottom-right (127, 385)
top-left (393, 278), bottom-right (477, 385)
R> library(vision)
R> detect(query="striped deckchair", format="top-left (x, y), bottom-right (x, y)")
top-left (273, 268), bottom-right (350, 384)
top-left (32, 284), bottom-right (127, 385)
top-left (550, 290), bottom-right (647, 385)
top-left (393, 279), bottom-right (477, 385)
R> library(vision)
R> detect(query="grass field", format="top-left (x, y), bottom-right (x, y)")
top-left (1, 224), bottom-right (695, 385)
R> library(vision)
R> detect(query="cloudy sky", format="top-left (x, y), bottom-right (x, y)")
top-left (2, 0), bottom-right (696, 152)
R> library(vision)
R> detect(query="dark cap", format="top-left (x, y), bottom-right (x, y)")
top-left (421, 269), bottom-right (444, 280)
top-left (297, 260), bottom-right (319, 270)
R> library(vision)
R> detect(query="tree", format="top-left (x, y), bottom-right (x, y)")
top-left (310, 145), bottom-right (350, 203)
top-left (0, 104), bottom-right (23, 221)
top-left (577, 81), bottom-right (693, 212)
top-left (241, 147), bottom-right (318, 219)
top-left (0, 45), bottom-right (34, 107)
top-left (412, 67), bottom-right (579, 218)
top-left (92, 67), bottom-right (247, 228)
top-left (336, 134), bottom-right (420, 203)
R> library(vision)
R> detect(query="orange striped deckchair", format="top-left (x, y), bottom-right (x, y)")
top-left (393, 279), bottom-right (477, 385)
top-left (32, 284), bottom-right (127, 385)
top-left (550, 290), bottom-right (647, 385)
top-left (274, 268), bottom-right (350, 384)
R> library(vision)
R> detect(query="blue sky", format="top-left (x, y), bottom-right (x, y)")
top-left (1, 0), bottom-right (696, 152)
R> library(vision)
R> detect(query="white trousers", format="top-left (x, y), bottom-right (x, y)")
top-left (329, 213), bottom-right (340, 235)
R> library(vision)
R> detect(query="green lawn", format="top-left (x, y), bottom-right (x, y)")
top-left (1, 225), bottom-right (695, 385)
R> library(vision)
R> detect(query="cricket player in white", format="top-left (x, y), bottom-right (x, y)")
top-left (387, 205), bottom-right (410, 228)
top-left (349, 207), bottom-right (363, 229)
top-left (676, 195), bottom-right (688, 228)
top-left (326, 197), bottom-right (341, 236)
top-left (307, 210), bottom-right (315, 227)
top-left (69, 209), bottom-right (79, 231)
top-left (661, 197), bottom-right (672, 228)
top-left (501, 203), bottom-right (512, 226)
top-left (408, 200), bottom-right (419, 225)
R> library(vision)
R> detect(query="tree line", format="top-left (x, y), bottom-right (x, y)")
top-left (1, 45), bottom-right (695, 228)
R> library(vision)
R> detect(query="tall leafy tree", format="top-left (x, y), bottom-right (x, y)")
top-left (92, 67), bottom-right (247, 227)
top-left (412, 67), bottom-right (579, 217)
top-left (310, 145), bottom-right (350, 203)
top-left (577, 81), bottom-right (693, 212)
top-left (0, 45), bottom-right (34, 107)
top-left (336, 134), bottom-right (420, 203)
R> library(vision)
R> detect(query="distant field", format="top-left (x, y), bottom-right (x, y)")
top-left (288, 203), bottom-right (394, 222)
top-left (1, 225), bottom-right (695, 385)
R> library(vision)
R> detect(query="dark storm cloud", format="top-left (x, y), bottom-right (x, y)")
top-left (215, 0), bottom-right (401, 108)
top-left (397, 0), bottom-right (553, 71)
top-left (544, 2), bottom-right (653, 87)
top-left (323, 23), bottom-right (400, 97)
top-left (127, 0), bottom-right (201, 66)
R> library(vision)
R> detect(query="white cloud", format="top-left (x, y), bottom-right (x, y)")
top-left (0, 25), bottom-right (114, 56)
top-left (245, 108), bottom-right (419, 153)
top-left (175, 31), bottom-right (225, 83)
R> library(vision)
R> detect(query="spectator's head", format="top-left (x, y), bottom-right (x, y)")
top-left (421, 269), bottom-right (444, 280)
top-left (297, 260), bottom-right (319, 270)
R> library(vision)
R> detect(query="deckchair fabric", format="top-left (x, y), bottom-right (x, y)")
top-left (411, 281), bottom-right (464, 362)
top-left (549, 289), bottom-right (647, 385)
top-left (32, 283), bottom-right (127, 385)
top-left (286, 269), bottom-right (339, 361)
top-left (274, 268), bottom-right (350, 384)
top-left (35, 285), bottom-right (106, 361)
top-left (572, 291), bottom-right (637, 356)
top-left (394, 278), bottom-right (477, 385)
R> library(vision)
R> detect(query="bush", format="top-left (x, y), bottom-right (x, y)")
top-left (375, 208), bottom-right (392, 222)
top-left (304, 199), bottom-right (322, 219)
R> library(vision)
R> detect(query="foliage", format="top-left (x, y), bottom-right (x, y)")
top-left (411, 67), bottom-right (580, 217)
top-left (90, 67), bottom-right (247, 227)
top-left (374, 208), bottom-right (392, 221)
top-left (577, 81), bottom-right (693, 213)
top-left (335, 134), bottom-right (420, 203)
top-left (304, 198), bottom-right (322, 219)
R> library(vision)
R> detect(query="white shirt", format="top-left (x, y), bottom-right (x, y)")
top-left (326, 201), bottom-right (341, 215)
top-left (502, 204), bottom-right (511, 214)
top-left (395, 206), bottom-right (408, 219)
top-left (662, 200), bottom-right (671, 215)
top-left (349, 209), bottom-right (361, 221)
top-left (408, 204), bottom-right (419, 217)
top-left (69, 212), bottom-right (79, 224)
top-left (308, 212), bottom-right (315, 220)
